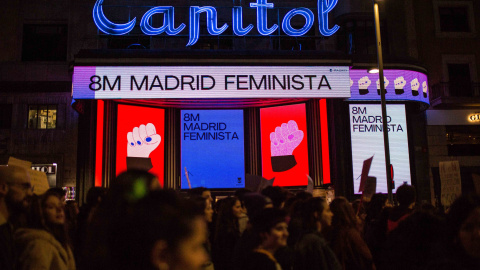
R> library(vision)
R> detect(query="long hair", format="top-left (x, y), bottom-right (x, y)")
top-left (214, 196), bottom-right (240, 239)
top-left (26, 191), bottom-right (69, 248)
top-left (330, 197), bottom-right (358, 229)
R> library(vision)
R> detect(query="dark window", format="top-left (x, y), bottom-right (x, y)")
top-left (22, 24), bottom-right (68, 61)
top-left (0, 104), bottom-right (13, 129)
top-left (447, 64), bottom-right (472, 97)
top-left (337, 19), bottom-right (388, 55)
top-left (28, 105), bottom-right (57, 129)
top-left (446, 125), bottom-right (480, 156)
top-left (439, 7), bottom-right (470, 32)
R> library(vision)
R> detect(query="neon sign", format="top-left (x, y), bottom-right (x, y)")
top-left (469, 113), bottom-right (480, 122)
top-left (93, 0), bottom-right (340, 46)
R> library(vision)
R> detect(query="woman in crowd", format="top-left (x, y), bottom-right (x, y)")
top-left (240, 208), bottom-right (289, 270)
top-left (114, 189), bottom-right (208, 270)
top-left (293, 197), bottom-right (341, 270)
top-left (15, 190), bottom-right (76, 270)
top-left (212, 196), bottom-right (243, 270)
top-left (328, 197), bottom-right (375, 270)
top-left (190, 196), bottom-right (215, 270)
top-left (81, 169), bottom-right (160, 270)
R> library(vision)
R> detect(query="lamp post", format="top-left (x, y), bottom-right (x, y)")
top-left (373, 0), bottom-right (394, 204)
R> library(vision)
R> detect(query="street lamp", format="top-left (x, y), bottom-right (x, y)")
top-left (373, 0), bottom-right (394, 204)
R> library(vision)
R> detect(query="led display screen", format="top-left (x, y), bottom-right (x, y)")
top-left (349, 104), bottom-right (411, 194)
top-left (181, 110), bottom-right (245, 189)
top-left (116, 104), bottom-right (165, 185)
top-left (260, 104), bottom-right (309, 186)
top-left (349, 69), bottom-right (429, 104)
top-left (72, 66), bottom-right (350, 99)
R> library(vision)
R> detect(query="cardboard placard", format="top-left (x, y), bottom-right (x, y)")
top-left (363, 177), bottom-right (377, 202)
top-left (359, 156), bottom-right (374, 192)
top-left (29, 169), bottom-right (50, 195)
top-left (439, 161), bottom-right (462, 208)
top-left (8, 157), bottom-right (32, 169)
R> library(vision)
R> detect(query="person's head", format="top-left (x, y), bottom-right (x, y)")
top-left (119, 190), bottom-right (208, 270)
top-left (215, 196), bottom-right (242, 234)
top-left (108, 170), bottom-right (160, 207)
top-left (300, 197), bottom-right (332, 232)
top-left (446, 194), bottom-right (480, 259)
top-left (251, 208), bottom-right (288, 253)
top-left (47, 187), bottom-right (67, 205)
top-left (188, 187), bottom-right (213, 204)
top-left (190, 196), bottom-right (214, 223)
top-left (0, 165), bottom-right (33, 214)
top-left (365, 193), bottom-right (388, 223)
top-left (261, 186), bottom-right (287, 209)
top-left (86, 187), bottom-right (107, 207)
top-left (396, 184), bottom-right (416, 208)
top-left (42, 191), bottom-right (66, 225)
top-left (330, 197), bottom-right (358, 229)
top-left (243, 193), bottom-right (269, 219)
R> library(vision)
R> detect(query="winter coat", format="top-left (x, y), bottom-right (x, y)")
top-left (15, 228), bottom-right (76, 270)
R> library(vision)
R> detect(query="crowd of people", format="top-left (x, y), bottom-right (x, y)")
top-left (1, 165), bottom-right (479, 270)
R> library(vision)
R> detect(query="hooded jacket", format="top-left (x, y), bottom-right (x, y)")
top-left (15, 228), bottom-right (76, 270)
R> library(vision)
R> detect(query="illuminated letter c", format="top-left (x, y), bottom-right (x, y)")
top-left (93, 0), bottom-right (136, 35)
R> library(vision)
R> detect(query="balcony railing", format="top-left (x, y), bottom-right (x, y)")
top-left (430, 82), bottom-right (480, 100)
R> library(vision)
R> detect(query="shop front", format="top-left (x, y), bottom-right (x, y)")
top-left (72, 51), bottom-right (430, 199)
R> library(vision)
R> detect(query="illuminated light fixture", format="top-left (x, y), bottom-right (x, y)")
top-left (187, 6), bottom-right (229, 46)
top-left (93, 0), bottom-right (136, 35)
top-left (140, 7), bottom-right (185, 35)
top-left (282, 8), bottom-right (314, 36)
top-left (233, 7), bottom-right (254, 36)
top-left (368, 68), bottom-right (380, 74)
top-left (318, 0), bottom-right (340, 36)
top-left (250, 0), bottom-right (278, 35)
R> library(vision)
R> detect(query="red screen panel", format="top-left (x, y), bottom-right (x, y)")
top-left (116, 104), bottom-right (165, 186)
top-left (260, 103), bottom-right (309, 186)
top-left (95, 100), bottom-right (104, 187)
top-left (320, 99), bottom-right (331, 184)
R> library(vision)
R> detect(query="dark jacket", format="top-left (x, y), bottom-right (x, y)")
top-left (294, 231), bottom-right (341, 270)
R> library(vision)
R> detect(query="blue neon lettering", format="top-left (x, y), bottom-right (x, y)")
top-left (282, 8), bottom-right (314, 36)
top-left (93, 0), bottom-right (136, 35)
top-left (250, 0), bottom-right (278, 35)
top-left (318, 0), bottom-right (340, 36)
top-left (140, 7), bottom-right (185, 35)
top-left (92, 1), bottom-right (341, 45)
top-left (232, 7), bottom-right (254, 36)
top-left (188, 6), bottom-right (229, 46)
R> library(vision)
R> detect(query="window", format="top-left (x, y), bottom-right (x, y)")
top-left (446, 126), bottom-right (480, 156)
top-left (439, 7), bottom-right (470, 32)
top-left (433, 1), bottom-right (475, 37)
top-left (0, 104), bottom-right (13, 129)
top-left (447, 63), bottom-right (472, 97)
top-left (337, 19), bottom-right (389, 55)
top-left (22, 24), bottom-right (68, 61)
top-left (28, 105), bottom-right (57, 129)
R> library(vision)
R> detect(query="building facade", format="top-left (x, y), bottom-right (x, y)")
top-left (1, 0), bottom-right (439, 203)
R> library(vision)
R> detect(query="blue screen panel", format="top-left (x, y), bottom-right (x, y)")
top-left (181, 110), bottom-right (245, 189)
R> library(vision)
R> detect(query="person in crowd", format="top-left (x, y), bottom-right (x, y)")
top-left (292, 197), bottom-right (341, 270)
top-left (235, 188), bottom-right (253, 234)
top-left (328, 197), bottom-right (375, 270)
top-left (113, 189), bottom-right (209, 270)
top-left (81, 170), bottom-right (160, 270)
top-left (383, 210), bottom-right (445, 270)
top-left (425, 194), bottom-right (480, 270)
top-left (190, 196), bottom-right (215, 270)
top-left (188, 187), bottom-right (214, 205)
top-left (0, 165), bottom-right (33, 270)
top-left (212, 196), bottom-right (243, 270)
top-left (363, 193), bottom-right (389, 267)
top-left (75, 187), bottom-right (106, 268)
top-left (240, 208), bottom-right (289, 270)
top-left (262, 186), bottom-right (288, 209)
top-left (387, 183), bottom-right (416, 233)
top-left (15, 190), bottom-right (76, 269)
